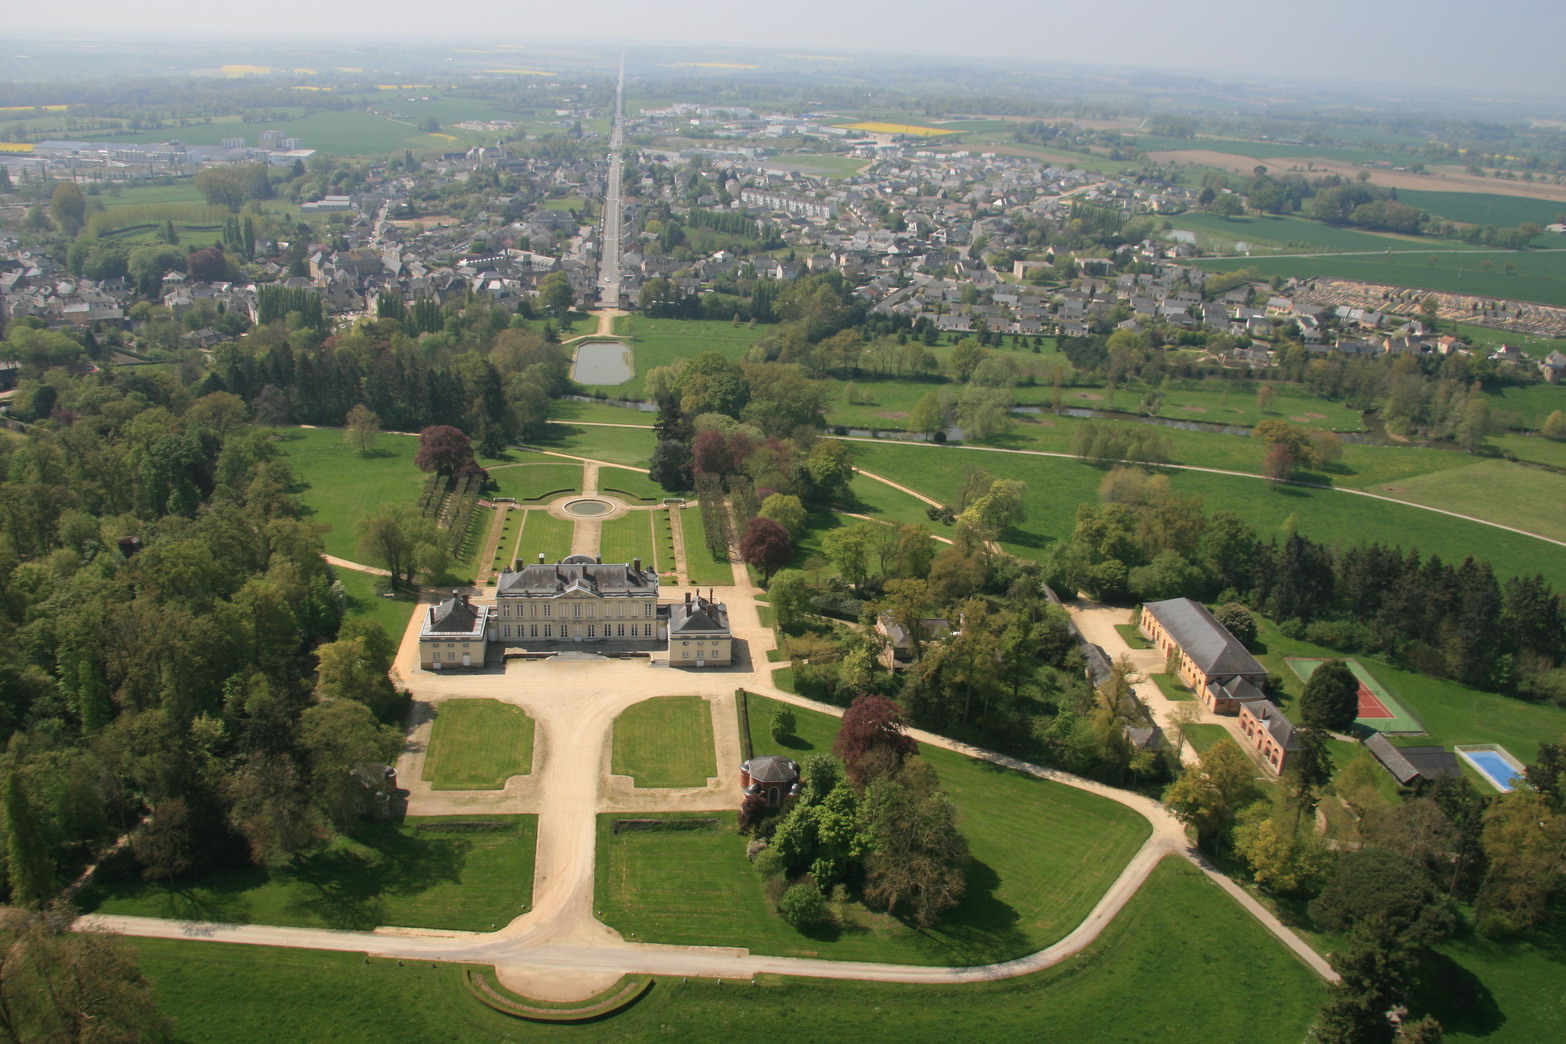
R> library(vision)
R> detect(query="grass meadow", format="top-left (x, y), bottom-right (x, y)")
top-left (82, 816), bottom-right (537, 932)
top-left (422, 699), bottom-right (535, 789)
top-left (610, 696), bottom-right (718, 787)
top-left (846, 440), bottom-right (1566, 590)
top-left (334, 566), bottom-right (418, 640)
top-left (128, 855), bottom-right (1323, 1043)
top-left (278, 427), bottom-right (422, 559)
top-left (599, 316), bottom-right (765, 397)
top-left (604, 693), bottom-right (1159, 967)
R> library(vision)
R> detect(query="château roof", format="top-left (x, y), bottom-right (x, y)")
top-left (423, 592), bottom-right (487, 638)
top-left (496, 559), bottom-right (658, 598)
top-left (669, 593), bottom-right (730, 635)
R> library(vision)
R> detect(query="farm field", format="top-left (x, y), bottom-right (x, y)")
top-left (1479, 380), bottom-right (1566, 429)
top-left (1363, 457), bottom-right (1566, 543)
top-left (1195, 248), bottom-right (1566, 309)
top-left (611, 696), bottom-right (717, 788)
top-left (422, 699), bottom-right (535, 789)
top-left (129, 857), bottom-right (1322, 1043)
top-left (845, 440), bottom-right (1566, 589)
top-left (679, 505), bottom-right (734, 586)
top-left (1167, 211), bottom-right (1478, 255)
top-left (1395, 189), bottom-right (1566, 229)
top-left (81, 816), bottom-right (537, 932)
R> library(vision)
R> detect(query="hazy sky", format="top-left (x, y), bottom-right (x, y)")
top-left (11, 1), bottom-right (1566, 98)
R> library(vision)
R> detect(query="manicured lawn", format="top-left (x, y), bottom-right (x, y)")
top-left (533, 422), bottom-right (655, 467)
top-left (844, 469), bottom-right (940, 529)
top-left (550, 398), bottom-right (658, 426)
top-left (1115, 622), bottom-right (1153, 649)
top-left (486, 461), bottom-right (582, 501)
top-left (514, 510), bottom-right (576, 564)
top-left (597, 464), bottom-right (671, 501)
top-left (335, 566), bottom-right (418, 640)
top-left (846, 441), bottom-right (1566, 590)
top-left (630, 694), bottom-right (1158, 966)
top-left (611, 696), bottom-right (718, 788)
top-left (599, 513), bottom-right (658, 568)
top-left (422, 699), bottom-right (535, 789)
top-left (602, 316), bottom-right (767, 397)
top-left (1181, 723), bottom-right (1234, 755)
top-left (1363, 457), bottom-right (1566, 542)
top-left (1153, 673), bottom-right (1196, 702)
top-left (277, 427), bottom-right (423, 559)
top-left (680, 505), bottom-right (734, 586)
top-left (81, 816), bottom-right (536, 932)
top-left (1420, 912), bottom-right (1566, 1044)
top-left (131, 857), bottom-right (1323, 1043)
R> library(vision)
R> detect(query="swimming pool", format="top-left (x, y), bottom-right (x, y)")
top-left (1455, 745), bottom-right (1526, 792)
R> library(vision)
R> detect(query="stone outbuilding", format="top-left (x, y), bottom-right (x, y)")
top-left (667, 590), bottom-right (733, 667)
top-left (419, 591), bottom-right (491, 670)
top-left (740, 755), bottom-right (801, 807)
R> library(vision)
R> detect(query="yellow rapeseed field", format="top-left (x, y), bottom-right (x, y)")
top-left (0, 142), bottom-right (36, 153)
top-left (837, 121), bottom-right (956, 137)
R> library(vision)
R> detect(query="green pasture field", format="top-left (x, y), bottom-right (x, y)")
top-left (1395, 189), bottom-right (1566, 229)
top-left (845, 440), bottom-right (1566, 590)
top-left (532, 421), bottom-right (655, 467)
top-left (599, 512), bottom-right (659, 569)
top-left (1491, 432), bottom-right (1566, 468)
top-left (1167, 211), bottom-right (1477, 255)
top-left (606, 316), bottom-right (766, 396)
top-left (334, 566), bottom-right (418, 639)
top-left (1480, 380), bottom-right (1566, 429)
top-left (107, 96), bottom-right (521, 155)
top-left (513, 509), bottom-right (576, 565)
top-left (422, 699), bottom-right (535, 789)
top-left (1362, 457), bottom-right (1566, 543)
top-left (1195, 248), bottom-right (1566, 309)
top-left (81, 815), bottom-right (537, 932)
top-left (541, 196), bottom-right (589, 211)
top-left (597, 464), bottom-right (668, 501)
top-left (95, 180), bottom-right (206, 207)
top-left (485, 461), bottom-right (582, 501)
top-left (1285, 657), bottom-right (1423, 734)
top-left (611, 696), bottom-right (717, 788)
top-left (992, 411), bottom-right (1478, 492)
top-left (129, 855), bottom-right (1323, 1043)
top-left (770, 153), bottom-right (869, 179)
top-left (277, 427), bottom-right (422, 559)
top-left (679, 505), bottom-right (734, 586)
top-left (718, 694), bottom-right (1151, 966)
top-left (1253, 619), bottom-right (1566, 764)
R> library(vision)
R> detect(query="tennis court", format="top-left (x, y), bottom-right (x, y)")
top-left (1285, 657), bottom-right (1425, 734)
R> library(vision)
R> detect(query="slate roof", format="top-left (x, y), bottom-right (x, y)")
top-left (423, 592), bottom-right (486, 638)
top-left (1366, 734), bottom-right (1462, 786)
top-left (1142, 598), bottom-right (1266, 679)
top-left (743, 756), bottom-right (800, 783)
top-left (496, 559), bottom-right (658, 598)
top-left (669, 594), bottom-right (730, 636)
top-left (1245, 699), bottom-right (1303, 751)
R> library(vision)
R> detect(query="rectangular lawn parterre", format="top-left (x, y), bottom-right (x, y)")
top-left (514, 510), bottom-right (576, 564)
top-left (422, 699), bottom-right (535, 789)
top-left (600, 693), bottom-right (1157, 967)
top-left (599, 513), bottom-right (658, 569)
top-left (130, 856), bottom-right (1323, 1043)
top-left (486, 462), bottom-right (582, 502)
top-left (680, 505), bottom-right (734, 586)
top-left (611, 696), bottom-right (718, 788)
top-left (81, 816), bottom-right (536, 932)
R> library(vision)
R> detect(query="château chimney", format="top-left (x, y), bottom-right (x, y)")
top-left (633, 558), bottom-right (641, 573)
top-left (538, 552), bottom-right (546, 565)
